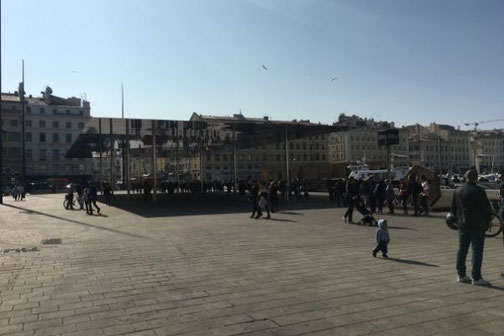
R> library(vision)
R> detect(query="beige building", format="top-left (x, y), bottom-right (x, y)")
top-left (471, 130), bottom-right (504, 174)
top-left (405, 123), bottom-right (471, 173)
top-left (328, 115), bottom-right (409, 171)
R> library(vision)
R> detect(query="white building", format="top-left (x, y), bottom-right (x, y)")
top-left (24, 87), bottom-right (92, 177)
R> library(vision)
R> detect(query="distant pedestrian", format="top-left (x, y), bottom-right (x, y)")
top-left (368, 176), bottom-right (377, 213)
top-left (398, 178), bottom-right (408, 215)
top-left (250, 181), bottom-right (260, 218)
top-left (372, 219), bottom-right (390, 258)
top-left (255, 183), bottom-right (271, 219)
top-left (420, 175), bottom-right (430, 216)
top-left (65, 185), bottom-right (75, 210)
top-left (84, 188), bottom-right (92, 215)
top-left (88, 184), bottom-right (101, 215)
top-left (374, 179), bottom-right (386, 214)
top-left (343, 177), bottom-right (358, 224)
top-left (408, 174), bottom-right (421, 216)
top-left (385, 181), bottom-right (395, 214)
top-left (18, 184), bottom-right (25, 201)
top-left (103, 182), bottom-right (112, 205)
top-left (12, 185), bottom-right (19, 201)
top-left (335, 180), bottom-right (345, 207)
top-left (269, 181), bottom-right (279, 213)
top-left (452, 169), bottom-right (493, 286)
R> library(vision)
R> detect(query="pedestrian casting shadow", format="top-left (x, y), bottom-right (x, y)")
top-left (2, 204), bottom-right (151, 241)
top-left (99, 193), bottom-right (337, 218)
top-left (265, 218), bottom-right (297, 223)
top-left (278, 211), bottom-right (304, 216)
top-left (387, 226), bottom-right (417, 231)
top-left (385, 257), bottom-right (439, 267)
top-left (488, 285), bottom-right (504, 292)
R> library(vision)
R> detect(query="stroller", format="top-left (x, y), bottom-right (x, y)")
top-left (353, 195), bottom-right (377, 226)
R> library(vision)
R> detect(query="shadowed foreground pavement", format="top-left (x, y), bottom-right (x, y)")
top-left (1, 193), bottom-right (504, 336)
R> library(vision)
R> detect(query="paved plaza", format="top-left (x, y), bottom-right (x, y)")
top-left (1, 193), bottom-right (504, 336)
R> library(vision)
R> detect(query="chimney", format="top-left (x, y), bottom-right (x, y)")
top-left (44, 86), bottom-right (53, 105)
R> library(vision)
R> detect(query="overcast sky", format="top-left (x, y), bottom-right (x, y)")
top-left (2, 0), bottom-right (503, 129)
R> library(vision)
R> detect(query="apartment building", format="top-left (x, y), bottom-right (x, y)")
top-left (0, 93), bottom-right (23, 175)
top-left (329, 115), bottom-right (409, 169)
top-left (471, 130), bottom-right (504, 173)
top-left (405, 123), bottom-right (472, 173)
top-left (24, 87), bottom-right (92, 177)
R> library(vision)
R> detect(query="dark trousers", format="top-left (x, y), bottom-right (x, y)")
top-left (373, 241), bottom-right (388, 256)
top-left (387, 199), bottom-right (395, 214)
top-left (420, 195), bottom-right (429, 215)
top-left (270, 196), bottom-right (279, 212)
top-left (412, 194), bottom-right (420, 215)
top-left (376, 197), bottom-right (385, 214)
top-left (369, 195), bottom-right (376, 213)
top-left (250, 200), bottom-right (259, 218)
top-left (87, 200), bottom-right (101, 215)
top-left (334, 194), bottom-right (343, 207)
top-left (344, 198), bottom-right (354, 222)
top-left (255, 206), bottom-right (270, 218)
top-left (401, 196), bottom-right (408, 213)
top-left (66, 195), bottom-right (74, 209)
top-left (457, 229), bottom-right (485, 280)
top-left (85, 201), bottom-right (92, 214)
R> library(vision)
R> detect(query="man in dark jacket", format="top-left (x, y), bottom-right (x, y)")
top-left (452, 169), bottom-right (493, 286)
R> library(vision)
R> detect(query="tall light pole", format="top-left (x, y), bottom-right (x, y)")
top-left (21, 60), bottom-right (26, 180)
top-left (0, 0), bottom-right (3, 204)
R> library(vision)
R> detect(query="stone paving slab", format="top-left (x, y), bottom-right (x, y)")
top-left (1, 193), bottom-right (504, 336)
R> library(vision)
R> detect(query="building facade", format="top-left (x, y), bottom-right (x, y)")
top-left (328, 114), bottom-right (409, 171)
top-left (471, 130), bottom-right (504, 174)
top-left (405, 123), bottom-right (472, 173)
top-left (24, 87), bottom-right (92, 177)
top-left (0, 93), bottom-right (23, 175)
top-left (190, 113), bottom-right (332, 182)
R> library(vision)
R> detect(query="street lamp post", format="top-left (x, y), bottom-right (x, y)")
top-left (0, 0), bottom-right (3, 204)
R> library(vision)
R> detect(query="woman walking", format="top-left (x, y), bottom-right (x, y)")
top-left (398, 178), bottom-right (408, 215)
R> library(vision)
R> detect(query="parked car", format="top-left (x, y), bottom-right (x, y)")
top-left (27, 183), bottom-right (56, 194)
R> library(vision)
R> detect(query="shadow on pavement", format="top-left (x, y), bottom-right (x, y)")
top-left (264, 218), bottom-right (297, 223)
top-left (278, 211), bottom-right (305, 216)
top-left (387, 225), bottom-right (417, 231)
top-left (99, 193), bottom-right (338, 218)
top-left (386, 257), bottom-right (439, 267)
top-left (488, 285), bottom-right (504, 292)
top-left (2, 203), bottom-right (152, 241)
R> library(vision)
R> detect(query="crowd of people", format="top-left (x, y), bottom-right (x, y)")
top-left (333, 173), bottom-right (431, 224)
top-left (64, 182), bottom-right (104, 215)
top-left (9, 184), bottom-right (26, 201)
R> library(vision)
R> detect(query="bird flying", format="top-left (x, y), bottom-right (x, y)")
top-left (262, 65), bottom-right (268, 70)
top-left (331, 77), bottom-right (338, 82)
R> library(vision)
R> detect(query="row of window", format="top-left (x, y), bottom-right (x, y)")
top-left (26, 107), bottom-right (84, 116)
top-left (206, 152), bottom-right (327, 163)
top-left (25, 132), bottom-right (73, 144)
top-left (289, 142), bottom-right (325, 150)
top-left (25, 149), bottom-right (60, 161)
top-left (25, 120), bottom-right (84, 129)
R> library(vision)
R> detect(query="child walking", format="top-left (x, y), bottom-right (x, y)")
top-left (373, 219), bottom-right (390, 258)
